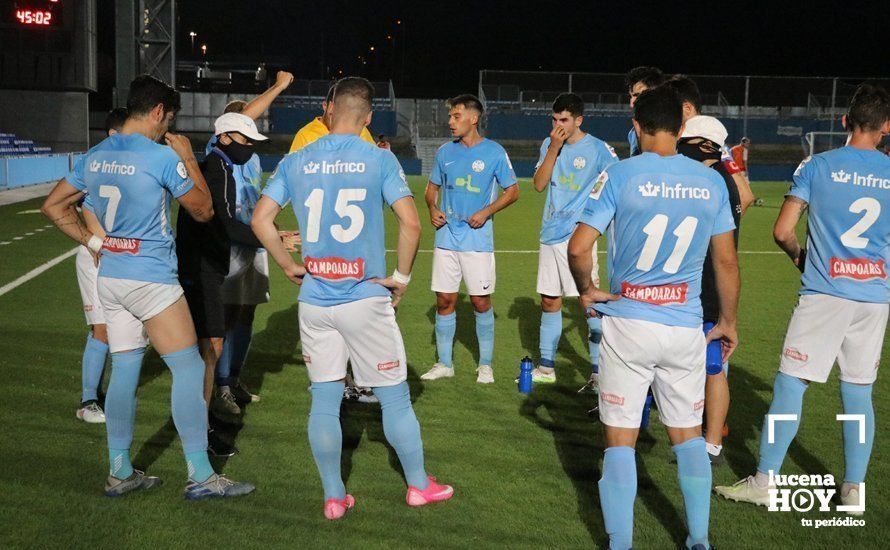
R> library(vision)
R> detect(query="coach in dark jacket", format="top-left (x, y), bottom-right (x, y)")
top-left (176, 112), bottom-right (268, 455)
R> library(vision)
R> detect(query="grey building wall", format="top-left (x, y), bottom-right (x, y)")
top-left (0, 90), bottom-right (89, 152)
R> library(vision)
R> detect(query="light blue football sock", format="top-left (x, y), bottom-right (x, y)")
top-left (757, 372), bottom-right (808, 476)
top-left (105, 348), bottom-right (144, 479)
top-left (475, 308), bottom-right (495, 367)
top-left (162, 345), bottom-right (212, 482)
top-left (373, 382), bottom-right (429, 490)
top-left (840, 381), bottom-right (874, 484)
top-left (309, 381), bottom-right (347, 500)
top-left (539, 310), bottom-right (561, 368)
top-left (599, 446), bottom-right (636, 550)
top-left (587, 315), bottom-right (602, 374)
top-left (108, 448), bottom-right (133, 480)
top-left (435, 312), bottom-right (456, 368)
top-left (81, 332), bottom-right (108, 403)
top-left (673, 437), bottom-right (711, 549)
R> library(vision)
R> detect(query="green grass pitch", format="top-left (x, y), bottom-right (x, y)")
top-left (0, 178), bottom-right (887, 548)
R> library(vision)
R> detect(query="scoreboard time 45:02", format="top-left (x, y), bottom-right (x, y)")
top-left (9, 0), bottom-right (61, 27)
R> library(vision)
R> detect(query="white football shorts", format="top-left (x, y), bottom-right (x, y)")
top-left (298, 296), bottom-right (407, 388)
top-left (98, 277), bottom-right (184, 353)
top-left (431, 248), bottom-right (495, 295)
top-left (75, 246), bottom-right (105, 325)
top-left (779, 293), bottom-right (888, 384)
top-left (598, 316), bottom-right (706, 429)
top-left (536, 239), bottom-right (600, 297)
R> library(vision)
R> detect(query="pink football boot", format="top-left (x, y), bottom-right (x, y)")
top-left (406, 476), bottom-right (454, 507)
top-left (324, 494), bottom-right (355, 520)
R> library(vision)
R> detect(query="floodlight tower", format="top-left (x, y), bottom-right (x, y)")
top-left (114, 0), bottom-right (177, 106)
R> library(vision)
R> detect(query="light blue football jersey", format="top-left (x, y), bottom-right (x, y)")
top-left (628, 127), bottom-right (640, 157)
top-left (579, 152), bottom-right (736, 327)
top-left (429, 138), bottom-right (517, 252)
top-left (535, 134), bottom-right (618, 244)
top-left (788, 146), bottom-right (890, 303)
top-left (66, 133), bottom-right (193, 285)
top-left (263, 134), bottom-right (412, 307)
top-left (205, 138), bottom-right (263, 223)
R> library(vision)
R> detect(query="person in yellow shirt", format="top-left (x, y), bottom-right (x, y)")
top-left (289, 83), bottom-right (376, 151)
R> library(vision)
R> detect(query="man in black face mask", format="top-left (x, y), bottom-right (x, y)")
top-left (666, 75), bottom-right (754, 467)
top-left (176, 112), bottom-right (271, 455)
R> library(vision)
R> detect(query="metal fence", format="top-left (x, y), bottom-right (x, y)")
top-left (479, 70), bottom-right (890, 135)
top-left (274, 79), bottom-right (396, 110)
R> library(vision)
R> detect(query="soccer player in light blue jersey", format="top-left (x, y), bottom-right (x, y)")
top-left (716, 84), bottom-right (890, 515)
top-left (531, 93), bottom-right (617, 386)
top-left (42, 75), bottom-right (255, 500)
top-left (421, 94), bottom-right (519, 384)
top-left (568, 85), bottom-right (740, 550)
top-left (625, 66), bottom-right (665, 158)
top-left (251, 77), bottom-right (453, 520)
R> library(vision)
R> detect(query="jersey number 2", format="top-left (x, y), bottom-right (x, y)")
top-left (636, 214), bottom-right (699, 274)
top-left (304, 188), bottom-right (367, 244)
top-left (840, 197), bottom-right (880, 249)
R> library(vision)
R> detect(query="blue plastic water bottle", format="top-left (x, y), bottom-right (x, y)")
top-left (518, 357), bottom-right (533, 394)
top-left (703, 321), bottom-right (723, 374)
top-left (640, 393), bottom-right (654, 428)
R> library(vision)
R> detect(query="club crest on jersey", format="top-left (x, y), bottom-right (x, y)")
top-left (638, 181), bottom-right (711, 200)
top-left (621, 282), bottom-right (688, 305)
top-left (472, 160), bottom-right (485, 172)
top-left (304, 256), bottom-right (365, 280)
top-left (589, 171), bottom-right (608, 200)
top-left (102, 237), bottom-right (140, 255)
top-left (829, 257), bottom-right (887, 280)
top-left (573, 156), bottom-right (586, 170)
top-left (89, 160), bottom-right (136, 176)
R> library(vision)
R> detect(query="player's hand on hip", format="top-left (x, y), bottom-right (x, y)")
top-left (371, 277), bottom-right (408, 308)
top-left (549, 126), bottom-right (568, 150)
top-left (164, 132), bottom-right (195, 162)
top-left (467, 209), bottom-right (489, 228)
top-left (279, 230), bottom-right (301, 252)
top-left (706, 322), bottom-right (739, 362)
top-left (276, 71), bottom-right (294, 89)
top-left (284, 263), bottom-right (306, 285)
top-left (578, 287), bottom-right (620, 318)
top-left (430, 207), bottom-right (447, 228)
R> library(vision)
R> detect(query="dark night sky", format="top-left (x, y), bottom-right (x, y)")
top-left (169, 0), bottom-right (888, 97)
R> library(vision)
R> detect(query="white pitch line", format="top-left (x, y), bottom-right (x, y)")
top-left (0, 247), bottom-right (78, 298)
top-left (12, 236), bottom-right (23, 241)
top-left (385, 249), bottom-right (784, 255)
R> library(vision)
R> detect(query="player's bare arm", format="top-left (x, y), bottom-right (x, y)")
top-left (372, 196), bottom-right (422, 307)
top-left (773, 195), bottom-right (808, 271)
top-left (567, 223), bottom-right (619, 315)
top-left (251, 196), bottom-right (306, 285)
top-left (165, 132), bottom-right (214, 222)
top-left (707, 230), bottom-right (741, 361)
top-left (734, 172), bottom-right (755, 215)
top-left (468, 183), bottom-right (519, 228)
top-left (532, 127), bottom-right (567, 192)
top-left (424, 181), bottom-right (447, 228)
top-left (41, 179), bottom-right (100, 252)
top-left (240, 71), bottom-right (294, 121)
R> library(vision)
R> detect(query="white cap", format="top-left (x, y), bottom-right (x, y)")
top-left (680, 115), bottom-right (728, 145)
top-left (213, 112), bottom-right (268, 142)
